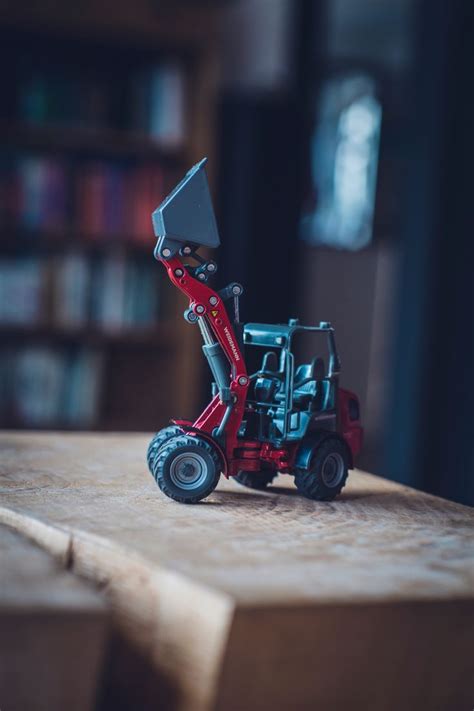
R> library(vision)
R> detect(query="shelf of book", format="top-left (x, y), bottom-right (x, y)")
top-left (0, 229), bottom-right (154, 256)
top-left (0, 8), bottom-right (217, 432)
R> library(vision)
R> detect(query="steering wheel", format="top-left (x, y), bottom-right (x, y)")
top-left (249, 370), bottom-right (285, 383)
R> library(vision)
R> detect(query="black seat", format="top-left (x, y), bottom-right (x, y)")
top-left (294, 363), bottom-right (313, 388)
top-left (254, 351), bottom-right (279, 403)
top-left (293, 357), bottom-right (327, 410)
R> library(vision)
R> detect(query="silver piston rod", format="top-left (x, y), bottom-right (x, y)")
top-left (197, 315), bottom-right (215, 345)
top-left (198, 316), bottom-right (232, 405)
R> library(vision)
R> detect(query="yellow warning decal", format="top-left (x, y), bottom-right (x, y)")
top-left (211, 310), bottom-right (219, 317)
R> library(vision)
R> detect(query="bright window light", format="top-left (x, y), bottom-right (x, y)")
top-left (301, 74), bottom-right (382, 250)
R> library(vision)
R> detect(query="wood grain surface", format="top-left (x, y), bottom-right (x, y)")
top-left (0, 431), bottom-right (473, 710)
top-left (0, 524), bottom-right (108, 711)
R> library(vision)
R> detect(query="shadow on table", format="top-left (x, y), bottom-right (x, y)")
top-left (209, 483), bottom-right (436, 516)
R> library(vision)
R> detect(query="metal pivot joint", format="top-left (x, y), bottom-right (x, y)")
top-left (219, 282), bottom-right (243, 324)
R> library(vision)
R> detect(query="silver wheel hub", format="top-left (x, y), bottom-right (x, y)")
top-left (321, 452), bottom-right (344, 488)
top-left (169, 452), bottom-right (208, 490)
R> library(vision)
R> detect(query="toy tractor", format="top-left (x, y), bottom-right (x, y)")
top-left (147, 159), bottom-right (363, 504)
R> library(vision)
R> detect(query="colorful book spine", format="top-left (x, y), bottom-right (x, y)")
top-left (53, 253), bottom-right (90, 328)
top-left (0, 345), bottom-right (104, 427)
top-left (16, 156), bottom-right (68, 232)
top-left (18, 62), bottom-right (186, 144)
top-left (0, 258), bottom-right (44, 325)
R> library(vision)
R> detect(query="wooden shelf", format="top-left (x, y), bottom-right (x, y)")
top-left (0, 121), bottom-right (187, 162)
top-left (0, 324), bottom-right (176, 349)
top-left (0, 228), bottom-right (154, 256)
top-left (0, 3), bottom-right (217, 51)
top-left (0, 5), bottom-right (217, 431)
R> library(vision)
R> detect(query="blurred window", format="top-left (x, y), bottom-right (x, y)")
top-left (301, 74), bottom-right (382, 250)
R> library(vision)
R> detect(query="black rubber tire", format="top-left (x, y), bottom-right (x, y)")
top-left (146, 425), bottom-right (182, 472)
top-left (152, 434), bottom-right (221, 504)
top-left (294, 437), bottom-right (349, 501)
top-left (233, 471), bottom-right (277, 490)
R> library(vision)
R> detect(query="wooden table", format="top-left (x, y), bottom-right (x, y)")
top-left (1, 432), bottom-right (473, 711)
top-left (0, 523), bottom-right (108, 711)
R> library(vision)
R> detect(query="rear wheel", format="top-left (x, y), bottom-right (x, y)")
top-left (294, 438), bottom-right (349, 501)
top-left (147, 425), bottom-right (182, 472)
top-left (233, 471), bottom-right (277, 490)
top-left (152, 434), bottom-right (221, 503)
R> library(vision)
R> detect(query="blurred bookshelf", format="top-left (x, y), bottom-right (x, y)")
top-left (0, 3), bottom-right (218, 431)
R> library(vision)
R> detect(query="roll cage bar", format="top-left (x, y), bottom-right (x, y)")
top-left (243, 322), bottom-right (341, 440)
top-left (243, 321), bottom-right (341, 378)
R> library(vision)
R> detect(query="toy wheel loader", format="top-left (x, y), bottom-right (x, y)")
top-left (147, 159), bottom-right (363, 504)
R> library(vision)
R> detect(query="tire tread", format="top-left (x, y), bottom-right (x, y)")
top-left (146, 425), bottom-right (181, 472)
top-left (152, 435), bottom-right (221, 504)
top-left (294, 437), bottom-right (349, 501)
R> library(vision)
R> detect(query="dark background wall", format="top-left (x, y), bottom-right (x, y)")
top-left (216, 0), bottom-right (473, 504)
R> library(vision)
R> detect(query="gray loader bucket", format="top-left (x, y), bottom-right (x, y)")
top-left (152, 157), bottom-right (220, 258)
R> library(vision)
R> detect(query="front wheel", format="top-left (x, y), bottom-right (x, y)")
top-left (294, 438), bottom-right (349, 501)
top-left (151, 434), bottom-right (222, 503)
top-left (146, 425), bottom-right (182, 472)
top-left (233, 470), bottom-right (277, 490)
